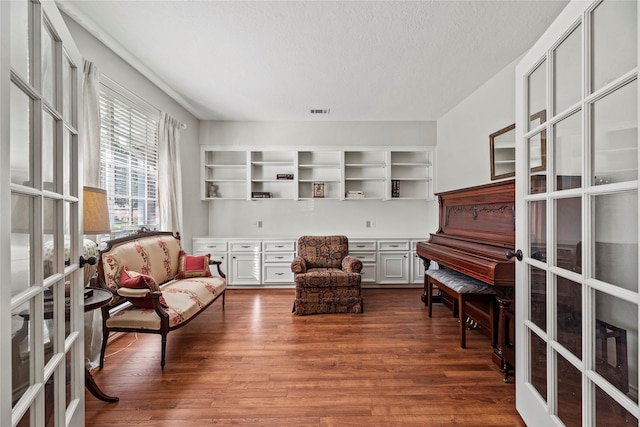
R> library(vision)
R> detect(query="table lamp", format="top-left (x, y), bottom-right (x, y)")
top-left (82, 187), bottom-right (111, 288)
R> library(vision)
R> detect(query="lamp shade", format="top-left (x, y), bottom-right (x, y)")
top-left (83, 186), bottom-right (111, 234)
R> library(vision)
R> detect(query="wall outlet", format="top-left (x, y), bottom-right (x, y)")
top-left (255, 221), bottom-right (263, 228)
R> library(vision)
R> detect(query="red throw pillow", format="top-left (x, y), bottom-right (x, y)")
top-left (119, 267), bottom-right (167, 308)
top-left (175, 251), bottom-right (212, 279)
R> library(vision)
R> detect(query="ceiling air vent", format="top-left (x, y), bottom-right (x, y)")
top-left (310, 109), bottom-right (330, 114)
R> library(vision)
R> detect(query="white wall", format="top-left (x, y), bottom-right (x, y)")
top-left (62, 14), bottom-right (205, 252)
top-left (436, 56), bottom-right (521, 193)
top-left (200, 121), bottom-right (440, 238)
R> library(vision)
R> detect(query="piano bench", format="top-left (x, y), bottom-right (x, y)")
top-left (426, 269), bottom-right (496, 348)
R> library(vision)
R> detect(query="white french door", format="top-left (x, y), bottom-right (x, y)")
top-left (515, 0), bottom-right (638, 425)
top-left (2, 1), bottom-right (85, 426)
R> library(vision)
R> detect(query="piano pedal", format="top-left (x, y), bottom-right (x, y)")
top-left (466, 317), bottom-right (478, 330)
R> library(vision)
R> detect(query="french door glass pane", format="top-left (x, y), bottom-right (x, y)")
top-left (591, 0), bottom-right (637, 93)
top-left (530, 330), bottom-right (548, 401)
top-left (11, 302), bottom-right (31, 406)
top-left (592, 80), bottom-right (638, 185)
top-left (556, 197), bottom-right (581, 272)
top-left (10, 0), bottom-right (30, 82)
top-left (529, 199), bottom-right (547, 262)
top-left (529, 133), bottom-right (547, 194)
top-left (65, 351), bottom-right (74, 409)
top-left (42, 112), bottom-right (56, 191)
top-left (11, 194), bottom-right (33, 297)
top-left (595, 384), bottom-right (637, 425)
top-left (43, 305), bottom-right (56, 366)
top-left (593, 191), bottom-right (638, 292)
top-left (10, 83), bottom-right (31, 186)
top-left (63, 55), bottom-right (73, 122)
top-left (530, 265), bottom-right (547, 331)
top-left (553, 25), bottom-right (581, 114)
top-left (44, 373), bottom-right (55, 427)
top-left (41, 25), bottom-right (55, 106)
top-left (557, 352), bottom-right (582, 427)
top-left (594, 290), bottom-right (637, 404)
top-left (528, 59), bottom-right (547, 131)
top-left (63, 128), bottom-right (71, 195)
top-left (557, 276), bottom-right (582, 359)
top-left (554, 111), bottom-right (582, 190)
top-left (43, 198), bottom-right (56, 279)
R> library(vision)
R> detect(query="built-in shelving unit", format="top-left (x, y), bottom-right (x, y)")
top-left (200, 146), bottom-right (435, 201)
top-left (202, 150), bottom-right (247, 200)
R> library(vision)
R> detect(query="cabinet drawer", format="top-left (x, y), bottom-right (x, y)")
top-left (350, 252), bottom-right (376, 263)
top-left (194, 240), bottom-right (227, 253)
top-left (263, 240), bottom-right (296, 252)
top-left (263, 265), bottom-right (294, 283)
top-left (229, 241), bottom-right (261, 252)
top-left (263, 252), bottom-right (294, 263)
top-left (378, 240), bottom-right (410, 251)
top-left (349, 240), bottom-right (376, 251)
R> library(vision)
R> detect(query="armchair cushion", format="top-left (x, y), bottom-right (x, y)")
top-left (297, 235), bottom-right (349, 269)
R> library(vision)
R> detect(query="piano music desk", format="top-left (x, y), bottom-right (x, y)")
top-left (426, 268), bottom-right (496, 349)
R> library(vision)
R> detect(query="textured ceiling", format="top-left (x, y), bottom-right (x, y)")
top-left (57, 0), bottom-right (568, 121)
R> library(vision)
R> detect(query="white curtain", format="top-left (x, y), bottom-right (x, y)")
top-left (82, 60), bottom-right (101, 187)
top-left (158, 112), bottom-right (184, 236)
top-left (81, 60), bottom-right (104, 370)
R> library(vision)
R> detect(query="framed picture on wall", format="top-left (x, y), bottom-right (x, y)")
top-left (313, 182), bottom-right (325, 198)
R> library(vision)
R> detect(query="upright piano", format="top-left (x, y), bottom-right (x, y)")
top-left (417, 179), bottom-right (516, 380)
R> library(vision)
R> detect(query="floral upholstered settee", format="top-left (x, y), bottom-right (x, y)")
top-left (96, 231), bottom-right (226, 369)
top-left (291, 235), bottom-right (363, 315)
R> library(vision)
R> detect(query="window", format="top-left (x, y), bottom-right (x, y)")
top-left (99, 85), bottom-right (159, 237)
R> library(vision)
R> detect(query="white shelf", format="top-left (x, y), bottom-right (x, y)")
top-left (201, 146), bottom-right (434, 201)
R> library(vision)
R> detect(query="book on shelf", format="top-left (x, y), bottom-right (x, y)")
top-left (391, 180), bottom-right (400, 198)
top-left (276, 173), bottom-right (294, 180)
top-left (252, 191), bottom-right (273, 198)
top-left (345, 190), bottom-right (365, 199)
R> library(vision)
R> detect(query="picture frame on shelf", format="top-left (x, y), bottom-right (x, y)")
top-left (313, 182), bottom-right (325, 198)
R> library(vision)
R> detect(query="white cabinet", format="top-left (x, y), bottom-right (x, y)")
top-left (410, 240), bottom-right (426, 284)
top-left (201, 146), bottom-right (434, 201)
top-left (349, 239), bottom-right (377, 283)
top-left (193, 236), bottom-right (424, 288)
top-left (377, 240), bottom-right (410, 284)
top-left (262, 240), bottom-right (295, 284)
top-left (228, 241), bottom-right (261, 286)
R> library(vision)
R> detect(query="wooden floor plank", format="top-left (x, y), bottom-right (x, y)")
top-left (86, 288), bottom-right (525, 426)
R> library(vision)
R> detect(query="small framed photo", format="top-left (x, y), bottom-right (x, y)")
top-left (313, 182), bottom-right (325, 198)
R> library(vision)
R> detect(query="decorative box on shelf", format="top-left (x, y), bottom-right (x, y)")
top-left (346, 190), bottom-right (365, 199)
top-left (252, 191), bottom-right (273, 198)
top-left (277, 173), bottom-right (294, 180)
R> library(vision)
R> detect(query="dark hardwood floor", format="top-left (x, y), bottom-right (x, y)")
top-left (85, 288), bottom-right (525, 426)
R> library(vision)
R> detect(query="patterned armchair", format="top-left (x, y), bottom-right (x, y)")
top-left (291, 235), bottom-right (363, 315)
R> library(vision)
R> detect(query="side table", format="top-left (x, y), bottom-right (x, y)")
top-left (84, 287), bottom-right (119, 402)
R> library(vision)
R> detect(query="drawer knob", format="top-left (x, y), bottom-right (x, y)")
top-left (275, 256), bottom-right (284, 259)
top-left (390, 244), bottom-right (399, 248)
top-left (275, 272), bottom-right (284, 276)
top-left (241, 245), bottom-right (250, 248)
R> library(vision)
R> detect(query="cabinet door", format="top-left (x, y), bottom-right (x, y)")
top-left (411, 252), bottom-right (426, 283)
top-left (377, 252), bottom-right (410, 284)
top-left (229, 253), bottom-right (261, 285)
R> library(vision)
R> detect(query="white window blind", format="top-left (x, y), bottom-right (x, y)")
top-left (99, 88), bottom-right (159, 237)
